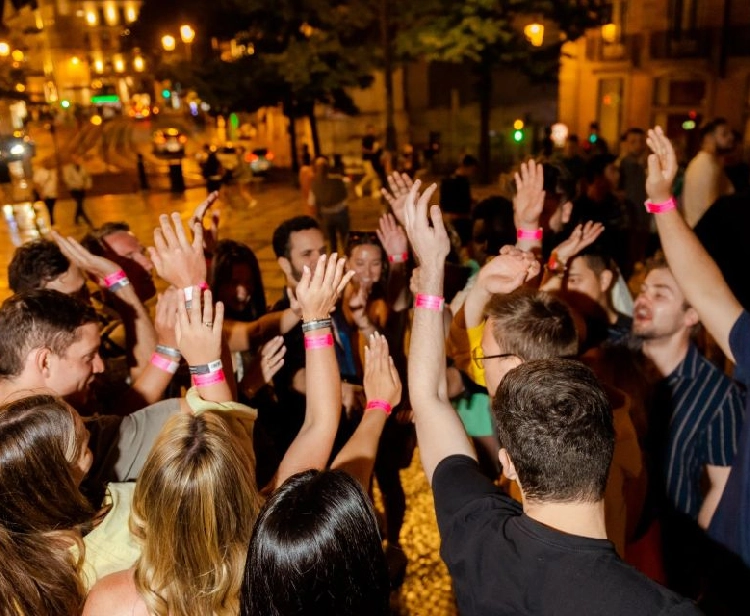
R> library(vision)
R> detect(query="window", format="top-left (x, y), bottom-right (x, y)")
top-left (597, 77), bottom-right (623, 147)
top-left (671, 0), bottom-right (698, 38)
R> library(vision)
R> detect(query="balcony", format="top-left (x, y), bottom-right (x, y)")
top-left (649, 27), bottom-right (750, 61)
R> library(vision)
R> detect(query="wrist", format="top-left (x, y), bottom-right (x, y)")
top-left (388, 252), bottom-right (408, 264)
top-left (517, 227), bottom-right (543, 241)
top-left (365, 399), bottom-right (392, 416)
top-left (644, 195), bottom-right (677, 214)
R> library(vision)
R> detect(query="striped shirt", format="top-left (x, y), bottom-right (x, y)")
top-left (656, 343), bottom-right (745, 519)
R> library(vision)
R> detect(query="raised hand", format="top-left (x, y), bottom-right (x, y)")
top-left (645, 126), bottom-right (678, 204)
top-left (149, 212), bottom-right (207, 288)
top-left (381, 172), bottom-right (414, 227)
top-left (513, 160), bottom-right (545, 230)
top-left (551, 221), bottom-right (605, 266)
top-left (258, 335), bottom-right (286, 383)
top-left (51, 231), bottom-right (120, 283)
top-left (175, 288), bottom-right (223, 365)
top-left (363, 332), bottom-right (402, 409)
top-left (376, 212), bottom-right (408, 259)
top-left (477, 246), bottom-right (540, 296)
top-left (189, 191), bottom-right (220, 255)
top-left (295, 253), bottom-right (354, 321)
top-left (402, 179), bottom-right (450, 269)
top-left (153, 287), bottom-right (180, 348)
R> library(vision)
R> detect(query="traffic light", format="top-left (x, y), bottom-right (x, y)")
top-left (162, 89), bottom-right (171, 98)
top-left (513, 129), bottom-right (525, 143)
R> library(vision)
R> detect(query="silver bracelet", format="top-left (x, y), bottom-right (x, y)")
top-left (156, 344), bottom-right (182, 360)
top-left (107, 278), bottom-right (131, 292)
top-left (301, 318), bottom-right (332, 334)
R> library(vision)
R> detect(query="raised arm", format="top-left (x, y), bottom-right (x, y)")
top-left (376, 212), bottom-right (411, 312)
top-left (513, 160), bottom-right (545, 254)
top-left (273, 254), bottom-right (354, 488)
top-left (331, 332), bottom-right (401, 487)
top-left (646, 127), bottom-right (743, 361)
top-left (404, 180), bottom-right (475, 484)
top-left (539, 221), bottom-right (604, 292)
top-left (52, 231), bottom-right (156, 378)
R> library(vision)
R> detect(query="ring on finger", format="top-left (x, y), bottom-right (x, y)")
top-left (203, 321), bottom-right (213, 328)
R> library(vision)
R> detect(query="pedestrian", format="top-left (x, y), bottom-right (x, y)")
top-left (201, 145), bottom-right (223, 195)
top-left (62, 154), bottom-right (93, 226)
top-left (356, 125), bottom-right (380, 198)
top-left (32, 160), bottom-right (59, 226)
top-left (136, 153), bottom-right (149, 191)
top-left (309, 156), bottom-right (350, 253)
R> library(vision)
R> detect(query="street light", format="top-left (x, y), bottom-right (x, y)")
top-left (133, 55), bottom-right (145, 72)
top-left (0, 42), bottom-right (9, 57)
top-left (162, 35), bottom-right (176, 52)
top-left (180, 25), bottom-right (195, 44)
top-left (180, 25), bottom-right (195, 61)
top-left (523, 23), bottom-right (544, 47)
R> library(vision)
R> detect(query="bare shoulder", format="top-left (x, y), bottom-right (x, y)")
top-left (83, 568), bottom-right (148, 616)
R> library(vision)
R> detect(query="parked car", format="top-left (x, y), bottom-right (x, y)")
top-left (245, 147), bottom-right (274, 176)
top-left (152, 128), bottom-right (187, 157)
top-left (0, 133), bottom-right (35, 162)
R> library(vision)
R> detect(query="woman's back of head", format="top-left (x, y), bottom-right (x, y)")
top-left (131, 411), bottom-right (260, 616)
top-left (241, 469), bottom-right (389, 616)
top-left (0, 395), bottom-right (94, 615)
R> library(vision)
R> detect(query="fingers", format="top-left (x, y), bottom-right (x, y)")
top-left (310, 254), bottom-right (328, 290)
top-left (336, 270), bottom-right (356, 297)
top-left (212, 299), bottom-right (224, 334)
top-left (159, 214), bottom-right (180, 249)
top-left (416, 182), bottom-right (437, 223)
top-left (171, 212), bottom-right (191, 250)
top-left (191, 219), bottom-right (204, 251)
top-left (201, 289), bottom-right (214, 328)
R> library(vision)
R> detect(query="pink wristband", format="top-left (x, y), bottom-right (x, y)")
top-left (191, 370), bottom-right (226, 387)
top-left (414, 293), bottom-right (444, 311)
top-left (182, 282), bottom-right (210, 301)
top-left (645, 196), bottom-right (677, 214)
top-left (388, 252), bottom-right (408, 264)
top-left (150, 353), bottom-right (179, 374)
top-left (304, 333), bottom-right (334, 349)
top-left (517, 227), bottom-right (543, 241)
top-left (365, 399), bottom-right (392, 415)
top-left (103, 270), bottom-right (127, 287)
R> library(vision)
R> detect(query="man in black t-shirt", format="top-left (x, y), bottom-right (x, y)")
top-left (402, 183), bottom-right (699, 615)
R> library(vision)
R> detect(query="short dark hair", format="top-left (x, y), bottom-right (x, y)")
top-left (210, 239), bottom-right (267, 321)
top-left (700, 117), bottom-right (728, 140)
top-left (8, 240), bottom-right (70, 293)
top-left (485, 288), bottom-right (579, 360)
top-left (271, 216), bottom-right (320, 259)
top-left (624, 127), bottom-right (645, 138)
top-left (461, 154), bottom-right (479, 168)
top-left (584, 154), bottom-right (617, 183)
top-left (493, 359), bottom-right (614, 502)
top-left (577, 246), bottom-right (617, 278)
top-left (0, 290), bottom-right (98, 378)
top-left (241, 469), bottom-right (389, 616)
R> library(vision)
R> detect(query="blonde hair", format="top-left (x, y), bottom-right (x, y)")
top-left (130, 411), bottom-right (261, 616)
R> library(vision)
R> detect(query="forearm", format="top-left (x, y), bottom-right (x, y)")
top-left (224, 311), bottom-right (285, 353)
top-left (464, 283), bottom-right (491, 330)
top-left (409, 266), bottom-right (476, 483)
top-left (654, 210), bottom-right (742, 360)
top-left (386, 263), bottom-right (411, 312)
top-left (276, 327), bottom-right (341, 485)
top-left (124, 362), bottom-right (175, 411)
top-left (330, 410), bottom-right (388, 488)
top-left (112, 285), bottom-right (156, 377)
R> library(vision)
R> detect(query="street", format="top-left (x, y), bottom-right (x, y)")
top-left (0, 177), bottom-right (458, 615)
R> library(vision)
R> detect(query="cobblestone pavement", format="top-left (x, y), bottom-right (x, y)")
top-left (0, 181), bottom-right (459, 615)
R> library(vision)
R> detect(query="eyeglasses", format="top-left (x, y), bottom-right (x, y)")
top-left (471, 347), bottom-right (518, 370)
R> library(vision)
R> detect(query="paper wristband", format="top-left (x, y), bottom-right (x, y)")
top-left (155, 344), bottom-right (181, 359)
top-left (645, 196), bottom-right (677, 214)
top-left (192, 370), bottom-right (226, 387)
top-left (189, 359), bottom-right (223, 375)
top-left (304, 333), bottom-right (334, 349)
top-left (107, 278), bottom-right (130, 292)
top-left (150, 353), bottom-right (179, 374)
top-left (517, 227), bottom-right (543, 241)
top-left (365, 399), bottom-right (393, 415)
top-left (414, 293), bottom-right (444, 311)
top-left (103, 270), bottom-right (127, 288)
top-left (388, 252), bottom-right (408, 264)
top-left (182, 282), bottom-right (210, 302)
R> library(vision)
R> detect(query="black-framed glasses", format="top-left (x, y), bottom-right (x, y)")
top-left (471, 347), bottom-right (518, 370)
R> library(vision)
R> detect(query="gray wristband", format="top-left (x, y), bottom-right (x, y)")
top-left (301, 318), bottom-right (333, 334)
top-left (189, 359), bottom-right (223, 375)
top-left (156, 344), bottom-right (182, 360)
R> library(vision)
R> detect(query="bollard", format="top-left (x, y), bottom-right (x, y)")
top-left (168, 158), bottom-right (185, 193)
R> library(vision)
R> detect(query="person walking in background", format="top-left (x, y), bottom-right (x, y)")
top-left (62, 154), bottom-right (93, 227)
top-left (309, 156), bottom-right (350, 253)
top-left (356, 125), bottom-right (380, 198)
top-left (33, 160), bottom-right (59, 226)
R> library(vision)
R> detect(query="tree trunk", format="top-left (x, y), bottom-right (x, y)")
top-left (380, 0), bottom-right (397, 152)
top-left (478, 57), bottom-right (492, 184)
top-left (286, 101), bottom-right (300, 174)
top-left (308, 108), bottom-right (321, 159)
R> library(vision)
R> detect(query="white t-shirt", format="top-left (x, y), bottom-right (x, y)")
top-left (682, 151), bottom-right (734, 227)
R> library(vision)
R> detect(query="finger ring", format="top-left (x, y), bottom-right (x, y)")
top-left (203, 321), bottom-right (213, 328)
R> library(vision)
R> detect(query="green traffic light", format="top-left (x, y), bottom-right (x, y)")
top-left (162, 89), bottom-right (171, 98)
top-left (513, 129), bottom-right (524, 143)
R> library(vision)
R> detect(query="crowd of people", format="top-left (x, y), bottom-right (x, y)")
top-left (0, 122), bottom-right (749, 615)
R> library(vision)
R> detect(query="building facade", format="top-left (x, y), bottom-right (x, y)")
top-left (3, 0), bottom-right (145, 109)
top-left (559, 0), bottom-right (750, 157)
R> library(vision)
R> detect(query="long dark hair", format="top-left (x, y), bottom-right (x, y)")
top-left (209, 239), bottom-right (267, 322)
top-left (0, 395), bottom-right (96, 615)
top-left (240, 469), bottom-right (389, 616)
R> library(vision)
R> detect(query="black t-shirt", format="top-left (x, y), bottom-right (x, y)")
top-left (433, 455), bottom-right (701, 616)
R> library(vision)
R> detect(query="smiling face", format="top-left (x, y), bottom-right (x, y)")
top-left (284, 228), bottom-right (327, 283)
top-left (45, 322), bottom-right (104, 396)
top-left (347, 244), bottom-right (383, 290)
top-left (632, 267), bottom-right (697, 341)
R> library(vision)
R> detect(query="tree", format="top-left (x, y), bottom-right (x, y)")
top-left (395, 0), bottom-right (608, 180)
top-left (132, 0), bottom-right (379, 169)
